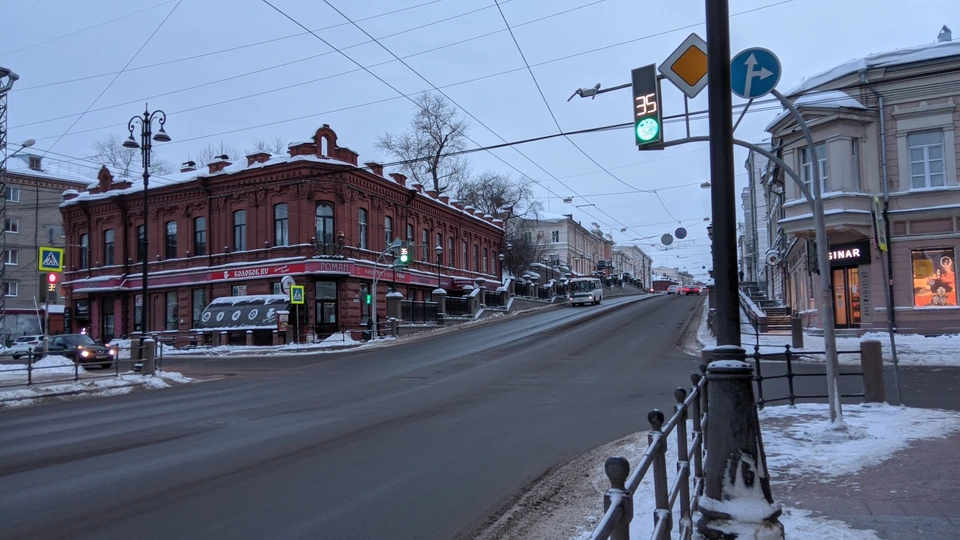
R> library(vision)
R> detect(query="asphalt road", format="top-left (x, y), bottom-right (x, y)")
top-left (0, 294), bottom-right (705, 540)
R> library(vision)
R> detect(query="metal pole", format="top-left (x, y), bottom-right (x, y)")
top-left (43, 289), bottom-right (50, 354)
top-left (140, 108), bottom-right (150, 352)
top-left (704, 0), bottom-right (741, 349)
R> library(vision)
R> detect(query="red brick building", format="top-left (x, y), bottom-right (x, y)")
top-left (60, 125), bottom-right (504, 344)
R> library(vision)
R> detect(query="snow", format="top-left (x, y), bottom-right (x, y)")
top-left (0, 370), bottom-right (194, 407)
top-left (740, 329), bottom-right (960, 367)
top-left (786, 39), bottom-right (960, 96)
top-left (208, 294), bottom-right (287, 306)
top-left (738, 290), bottom-right (766, 316)
top-left (764, 90), bottom-right (867, 131)
top-left (0, 355), bottom-right (86, 380)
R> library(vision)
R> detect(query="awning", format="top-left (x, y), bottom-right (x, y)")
top-left (194, 294), bottom-right (290, 332)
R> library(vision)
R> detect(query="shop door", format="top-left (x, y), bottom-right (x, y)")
top-left (315, 281), bottom-right (339, 336)
top-left (831, 267), bottom-right (861, 328)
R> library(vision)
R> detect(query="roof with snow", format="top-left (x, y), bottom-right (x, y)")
top-left (786, 39), bottom-right (960, 96)
top-left (765, 90), bottom-right (868, 131)
top-left (5, 153), bottom-right (95, 188)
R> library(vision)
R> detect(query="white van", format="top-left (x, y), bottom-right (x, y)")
top-left (569, 277), bottom-right (603, 306)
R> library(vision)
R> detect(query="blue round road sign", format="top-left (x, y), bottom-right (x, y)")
top-left (730, 47), bottom-right (781, 100)
top-left (675, 227), bottom-right (687, 239)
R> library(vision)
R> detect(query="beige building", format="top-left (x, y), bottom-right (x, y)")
top-left (613, 245), bottom-right (653, 288)
top-left (2, 153), bottom-right (90, 338)
top-left (519, 213), bottom-right (614, 276)
top-left (653, 266), bottom-right (694, 286)
top-left (762, 28), bottom-right (960, 334)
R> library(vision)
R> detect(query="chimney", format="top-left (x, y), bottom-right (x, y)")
top-left (450, 200), bottom-right (463, 210)
top-left (208, 154), bottom-right (231, 174)
top-left (246, 152), bottom-right (270, 166)
top-left (410, 182), bottom-right (423, 193)
top-left (939, 25), bottom-right (953, 42)
top-left (180, 160), bottom-right (197, 173)
top-left (365, 162), bottom-right (385, 176)
top-left (62, 189), bottom-right (80, 202)
top-left (388, 172), bottom-right (407, 186)
top-left (439, 195), bottom-right (450, 204)
top-left (426, 189), bottom-right (439, 198)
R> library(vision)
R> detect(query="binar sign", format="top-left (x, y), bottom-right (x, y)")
top-left (828, 240), bottom-right (871, 267)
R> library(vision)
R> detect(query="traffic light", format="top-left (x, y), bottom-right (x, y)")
top-left (46, 272), bottom-right (58, 292)
top-left (631, 63), bottom-right (663, 148)
top-left (394, 245), bottom-right (411, 268)
top-left (365, 293), bottom-right (372, 305)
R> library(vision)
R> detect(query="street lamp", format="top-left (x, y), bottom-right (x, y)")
top-left (434, 244), bottom-right (443, 289)
top-left (498, 252), bottom-right (505, 282)
top-left (123, 105), bottom-right (170, 348)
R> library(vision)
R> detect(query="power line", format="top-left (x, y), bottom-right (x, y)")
top-left (39, 0), bottom-right (184, 158)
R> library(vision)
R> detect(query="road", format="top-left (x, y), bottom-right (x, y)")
top-left (0, 294), bottom-right (705, 540)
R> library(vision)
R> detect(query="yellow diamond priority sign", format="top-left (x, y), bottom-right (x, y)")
top-left (660, 33), bottom-right (709, 99)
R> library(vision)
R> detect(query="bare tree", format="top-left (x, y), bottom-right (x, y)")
top-left (251, 135), bottom-right (287, 155)
top-left (376, 92), bottom-right (469, 195)
top-left (91, 134), bottom-right (173, 177)
top-left (503, 221), bottom-right (549, 278)
top-left (192, 141), bottom-right (239, 167)
top-left (455, 171), bottom-right (541, 221)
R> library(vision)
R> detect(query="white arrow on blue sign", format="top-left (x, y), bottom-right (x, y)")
top-left (730, 47), bottom-right (781, 100)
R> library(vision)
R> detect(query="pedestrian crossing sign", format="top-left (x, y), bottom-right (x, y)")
top-left (38, 247), bottom-right (65, 272)
top-left (290, 285), bottom-right (305, 305)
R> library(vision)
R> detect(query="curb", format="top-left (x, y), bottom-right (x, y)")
top-left (0, 380), bottom-right (150, 404)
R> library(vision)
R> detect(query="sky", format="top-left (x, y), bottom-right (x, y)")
top-left (1, 0), bottom-right (955, 280)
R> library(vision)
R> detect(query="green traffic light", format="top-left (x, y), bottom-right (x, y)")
top-left (636, 117), bottom-right (660, 143)
top-left (365, 294), bottom-right (372, 304)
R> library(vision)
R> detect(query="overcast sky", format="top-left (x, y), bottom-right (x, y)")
top-left (2, 0), bottom-right (955, 278)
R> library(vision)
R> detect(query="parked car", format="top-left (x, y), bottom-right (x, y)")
top-left (667, 285), bottom-right (680, 295)
top-left (41, 334), bottom-right (115, 369)
top-left (7, 335), bottom-right (43, 360)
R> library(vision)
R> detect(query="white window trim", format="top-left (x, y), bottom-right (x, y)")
top-left (3, 249), bottom-right (18, 265)
top-left (5, 187), bottom-right (20, 203)
top-left (800, 143), bottom-right (828, 195)
top-left (4, 218), bottom-right (19, 234)
top-left (906, 131), bottom-right (946, 190)
top-left (3, 282), bottom-right (18, 297)
top-left (895, 103), bottom-right (957, 192)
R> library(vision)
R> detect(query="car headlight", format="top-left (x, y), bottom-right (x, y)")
top-left (80, 350), bottom-right (92, 358)
top-left (109, 348), bottom-right (117, 356)
top-left (587, 295), bottom-right (593, 300)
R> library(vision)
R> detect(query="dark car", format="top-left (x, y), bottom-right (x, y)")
top-left (43, 334), bottom-right (115, 369)
top-left (682, 286), bottom-right (697, 295)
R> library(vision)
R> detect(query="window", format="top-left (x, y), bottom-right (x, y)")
top-left (358, 208), bottom-right (368, 249)
top-left (137, 225), bottom-right (145, 263)
top-left (851, 138), bottom-right (861, 192)
top-left (800, 143), bottom-right (828, 194)
top-left (233, 210), bottom-right (246, 251)
top-left (273, 203), bottom-right (289, 247)
top-left (908, 131), bottom-right (945, 189)
top-left (523, 231), bottom-right (532, 244)
top-left (194, 217), bottom-right (206, 256)
top-left (384, 216), bottom-right (393, 247)
top-left (80, 234), bottom-right (89, 269)
top-left (232, 285), bottom-right (248, 296)
top-left (192, 289), bottom-right (206, 328)
top-left (483, 247), bottom-right (488, 273)
top-left (911, 248), bottom-right (957, 307)
top-left (4, 187), bottom-right (20, 202)
top-left (271, 282), bottom-right (283, 295)
top-left (316, 202), bottom-right (335, 244)
top-left (2, 282), bottom-right (17, 297)
top-left (4, 218), bottom-right (19, 233)
top-left (28, 156), bottom-right (41, 170)
top-left (405, 224), bottom-right (414, 247)
top-left (165, 221), bottom-right (177, 259)
top-left (473, 245), bottom-right (479, 272)
top-left (165, 291), bottom-right (178, 330)
top-left (359, 282), bottom-right (370, 325)
top-left (421, 229), bottom-right (429, 261)
top-left (448, 237), bottom-right (455, 267)
top-left (2, 250), bottom-right (17, 265)
top-left (435, 233), bottom-right (442, 261)
top-left (103, 229), bottom-right (115, 266)
top-left (102, 299), bottom-right (115, 340)
top-left (135, 294), bottom-right (143, 332)
top-left (462, 240), bottom-right (468, 270)
top-left (551, 230), bottom-right (559, 243)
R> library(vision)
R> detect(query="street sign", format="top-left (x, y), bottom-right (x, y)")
top-left (290, 285), bottom-right (305, 305)
top-left (38, 246), bottom-right (64, 272)
top-left (873, 196), bottom-right (888, 252)
top-left (659, 33), bottom-right (708, 98)
top-left (631, 64), bottom-right (664, 147)
top-left (280, 275), bottom-right (295, 295)
top-left (661, 234), bottom-right (674, 246)
top-left (730, 47), bottom-right (781, 99)
top-left (675, 227), bottom-right (688, 240)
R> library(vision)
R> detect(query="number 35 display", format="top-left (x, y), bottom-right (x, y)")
top-left (631, 64), bottom-right (663, 147)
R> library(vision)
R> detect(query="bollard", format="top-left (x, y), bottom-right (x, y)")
top-left (791, 315), bottom-right (804, 349)
top-left (603, 456), bottom-right (632, 540)
top-left (142, 337), bottom-right (156, 375)
top-left (220, 331), bottom-right (229, 347)
top-left (272, 330), bottom-right (280, 346)
top-left (245, 330), bottom-right (254, 347)
top-left (697, 359), bottom-right (783, 539)
top-left (389, 317), bottom-right (399, 337)
top-left (860, 339), bottom-right (885, 403)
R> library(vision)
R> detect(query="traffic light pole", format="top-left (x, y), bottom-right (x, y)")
top-left (42, 286), bottom-right (50, 354)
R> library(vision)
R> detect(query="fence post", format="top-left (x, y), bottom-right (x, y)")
top-left (698, 364), bottom-right (709, 445)
top-left (791, 315), bottom-right (804, 349)
top-left (142, 337), bottom-right (156, 375)
top-left (649, 409), bottom-right (671, 539)
top-left (603, 456), bottom-right (632, 540)
top-left (74, 355), bottom-right (80, 382)
top-left (753, 341), bottom-right (765, 409)
top-left (690, 373), bottom-right (704, 496)
top-left (784, 345), bottom-right (796, 407)
top-left (27, 352), bottom-right (33, 386)
top-left (860, 339), bottom-right (885, 403)
top-left (674, 388), bottom-right (691, 536)
top-left (698, 361), bottom-right (783, 539)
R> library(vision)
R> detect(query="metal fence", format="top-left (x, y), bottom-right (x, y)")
top-left (0, 344), bottom-right (164, 392)
top-left (484, 291), bottom-right (505, 308)
top-left (400, 301), bottom-right (439, 323)
top-left (749, 343), bottom-right (864, 408)
top-left (591, 367), bottom-right (708, 540)
top-left (446, 296), bottom-right (471, 317)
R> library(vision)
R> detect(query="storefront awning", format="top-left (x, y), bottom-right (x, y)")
top-left (194, 294), bottom-right (290, 332)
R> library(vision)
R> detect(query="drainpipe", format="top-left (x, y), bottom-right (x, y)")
top-left (860, 71), bottom-right (896, 330)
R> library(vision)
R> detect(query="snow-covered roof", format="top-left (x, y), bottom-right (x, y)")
top-left (535, 212), bottom-right (573, 222)
top-left (786, 39), bottom-right (960, 96)
top-left (765, 90), bottom-right (868, 131)
top-left (5, 153), bottom-right (94, 187)
top-left (209, 294), bottom-right (288, 306)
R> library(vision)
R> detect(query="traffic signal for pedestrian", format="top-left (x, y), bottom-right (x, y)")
top-left (394, 245), bottom-right (411, 268)
top-left (631, 63), bottom-right (663, 148)
top-left (46, 272), bottom-right (58, 292)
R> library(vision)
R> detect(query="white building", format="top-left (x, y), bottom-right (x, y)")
top-left (613, 244), bottom-right (653, 288)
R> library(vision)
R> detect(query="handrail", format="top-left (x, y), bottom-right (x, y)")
top-left (590, 365), bottom-right (708, 540)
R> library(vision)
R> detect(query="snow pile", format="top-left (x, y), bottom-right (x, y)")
top-left (0, 355), bottom-right (86, 380)
top-left (0, 370), bottom-right (194, 407)
top-left (741, 329), bottom-right (960, 367)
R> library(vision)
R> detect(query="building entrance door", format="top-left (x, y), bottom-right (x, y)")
top-left (831, 267), bottom-right (861, 328)
top-left (315, 281), bottom-right (338, 336)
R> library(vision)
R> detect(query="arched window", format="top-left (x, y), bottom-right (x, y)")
top-left (320, 136), bottom-right (329, 156)
top-left (316, 202), bottom-right (334, 245)
top-left (103, 229), bottom-right (115, 266)
top-left (274, 203), bottom-right (289, 246)
top-left (384, 216), bottom-right (393, 247)
top-left (233, 210), bottom-right (246, 251)
top-left (165, 221), bottom-right (177, 259)
top-left (358, 208), bottom-right (368, 249)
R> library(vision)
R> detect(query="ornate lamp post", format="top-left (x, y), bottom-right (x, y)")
top-left (122, 105), bottom-right (170, 347)
top-left (434, 244), bottom-right (443, 288)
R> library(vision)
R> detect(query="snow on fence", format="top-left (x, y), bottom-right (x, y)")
top-left (590, 366), bottom-right (708, 540)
